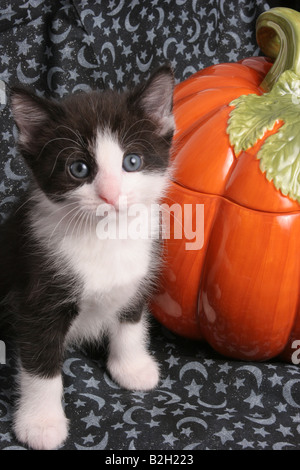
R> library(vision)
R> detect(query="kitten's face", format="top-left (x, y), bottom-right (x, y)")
top-left (11, 66), bottom-right (175, 213)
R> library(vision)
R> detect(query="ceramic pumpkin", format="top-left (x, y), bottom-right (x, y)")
top-left (151, 7), bottom-right (300, 363)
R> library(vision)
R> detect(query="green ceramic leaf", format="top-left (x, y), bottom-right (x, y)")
top-left (227, 70), bottom-right (300, 203)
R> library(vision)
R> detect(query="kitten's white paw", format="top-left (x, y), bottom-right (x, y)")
top-left (108, 353), bottom-right (159, 391)
top-left (14, 409), bottom-right (68, 450)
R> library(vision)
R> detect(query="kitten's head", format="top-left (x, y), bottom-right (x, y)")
top-left (11, 65), bottom-right (175, 212)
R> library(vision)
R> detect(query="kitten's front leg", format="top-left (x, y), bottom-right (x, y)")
top-left (13, 301), bottom-right (76, 450)
top-left (107, 313), bottom-right (159, 391)
top-left (14, 370), bottom-right (68, 451)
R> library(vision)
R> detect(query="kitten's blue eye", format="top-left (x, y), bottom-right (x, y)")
top-left (123, 154), bottom-right (142, 172)
top-left (69, 161), bottom-right (90, 179)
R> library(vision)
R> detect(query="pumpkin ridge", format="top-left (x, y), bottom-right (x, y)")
top-left (280, 281), bottom-right (300, 361)
top-left (170, 180), bottom-right (300, 215)
top-left (174, 82), bottom-right (265, 106)
top-left (174, 103), bottom-right (234, 143)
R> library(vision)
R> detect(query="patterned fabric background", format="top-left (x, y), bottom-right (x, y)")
top-left (1, 0), bottom-right (300, 451)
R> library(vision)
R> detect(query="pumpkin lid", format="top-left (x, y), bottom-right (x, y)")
top-left (172, 8), bottom-right (300, 214)
top-left (228, 8), bottom-right (300, 208)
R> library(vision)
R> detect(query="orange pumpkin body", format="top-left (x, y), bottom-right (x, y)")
top-left (151, 57), bottom-right (300, 362)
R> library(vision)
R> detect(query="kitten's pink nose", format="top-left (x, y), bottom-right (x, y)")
top-left (100, 194), bottom-right (116, 206)
top-left (97, 175), bottom-right (120, 207)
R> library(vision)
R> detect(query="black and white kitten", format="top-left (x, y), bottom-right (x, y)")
top-left (0, 66), bottom-right (175, 450)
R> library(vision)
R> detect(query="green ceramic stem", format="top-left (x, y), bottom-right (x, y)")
top-left (256, 7), bottom-right (300, 92)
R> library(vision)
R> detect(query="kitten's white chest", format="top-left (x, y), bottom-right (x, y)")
top-left (61, 232), bottom-right (153, 344)
top-left (60, 232), bottom-right (151, 295)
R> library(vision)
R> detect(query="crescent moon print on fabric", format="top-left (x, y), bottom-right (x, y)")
top-left (237, 366), bottom-right (263, 388)
top-left (1, 0), bottom-right (300, 451)
top-left (4, 159), bottom-right (26, 181)
top-left (188, 18), bottom-right (201, 43)
top-left (107, 0), bottom-right (125, 17)
top-left (245, 413), bottom-right (277, 426)
top-left (125, 12), bottom-right (139, 33)
top-left (136, 55), bottom-right (153, 73)
top-left (62, 358), bottom-right (81, 378)
top-left (176, 417), bottom-right (208, 430)
top-left (80, 394), bottom-right (105, 411)
top-left (123, 406), bottom-right (145, 425)
top-left (159, 391), bottom-right (181, 405)
top-left (101, 42), bottom-right (116, 62)
top-left (77, 47), bottom-right (99, 69)
top-left (155, 7), bottom-right (165, 30)
top-left (16, 63), bottom-right (39, 84)
top-left (179, 362), bottom-right (208, 380)
top-left (72, 83), bottom-right (92, 93)
top-left (47, 66), bottom-right (64, 91)
top-left (49, 25), bottom-right (72, 44)
top-left (283, 380), bottom-right (300, 408)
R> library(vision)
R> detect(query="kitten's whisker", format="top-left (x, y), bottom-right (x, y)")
top-left (64, 206), bottom-right (85, 240)
top-left (124, 138), bottom-right (156, 155)
top-left (50, 207), bottom-right (82, 244)
top-left (67, 205), bottom-right (85, 241)
top-left (49, 146), bottom-right (83, 177)
top-left (89, 210), bottom-right (96, 239)
top-left (125, 139), bottom-right (165, 166)
top-left (13, 194), bottom-right (39, 215)
top-left (65, 150), bottom-right (85, 166)
top-left (37, 137), bottom-right (82, 161)
top-left (73, 209), bottom-right (87, 241)
top-left (125, 127), bottom-right (173, 149)
top-left (54, 126), bottom-right (86, 148)
top-left (60, 207), bottom-right (84, 248)
top-left (82, 210), bottom-right (93, 240)
top-left (46, 199), bottom-right (79, 218)
top-left (77, 209), bottom-right (88, 239)
top-left (85, 210), bottom-right (93, 239)
top-left (124, 128), bottom-right (156, 140)
top-left (121, 118), bottom-right (155, 146)
top-left (47, 205), bottom-right (81, 246)
top-left (126, 135), bottom-right (170, 165)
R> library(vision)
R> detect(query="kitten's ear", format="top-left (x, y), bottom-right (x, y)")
top-left (10, 87), bottom-right (60, 149)
top-left (133, 65), bottom-right (175, 135)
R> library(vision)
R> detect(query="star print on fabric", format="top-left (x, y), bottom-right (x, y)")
top-left (184, 379), bottom-right (202, 397)
top-left (244, 391), bottom-right (264, 409)
top-left (215, 427), bottom-right (235, 445)
top-left (81, 410), bottom-right (102, 429)
top-left (82, 434), bottom-right (96, 444)
top-left (111, 401), bottom-right (126, 412)
top-left (16, 39), bottom-right (32, 55)
top-left (162, 432), bottom-right (178, 446)
top-left (83, 377), bottom-right (100, 389)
